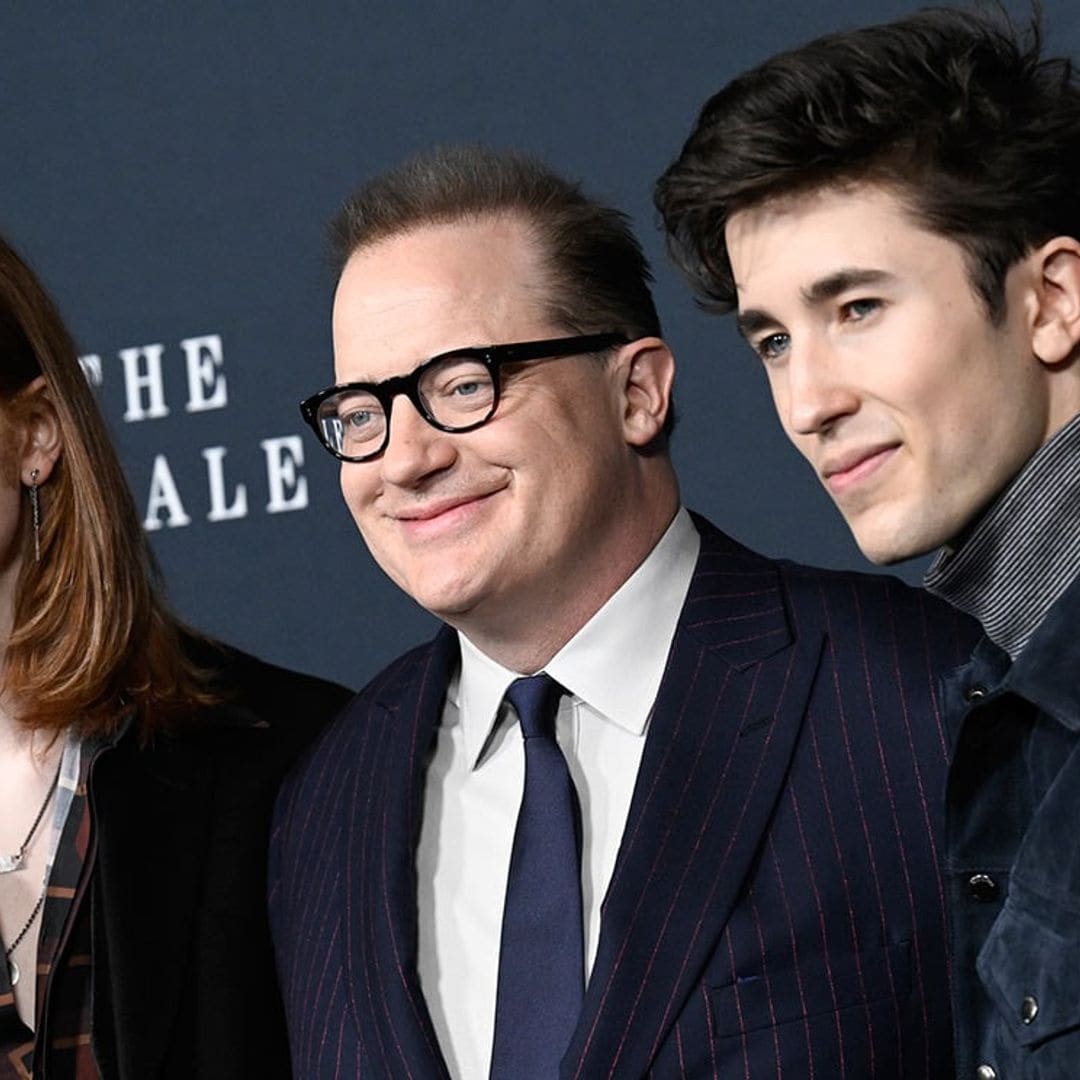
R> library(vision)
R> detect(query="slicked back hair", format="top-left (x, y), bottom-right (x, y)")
top-left (655, 7), bottom-right (1080, 323)
top-left (331, 145), bottom-right (662, 344)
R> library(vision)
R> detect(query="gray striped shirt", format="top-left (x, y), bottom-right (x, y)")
top-left (924, 410), bottom-right (1080, 659)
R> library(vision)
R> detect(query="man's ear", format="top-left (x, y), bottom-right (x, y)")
top-left (1030, 237), bottom-right (1080, 367)
top-left (14, 376), bottom-right (63, 487)
top-left (615, 337), bottom-right (675, 447)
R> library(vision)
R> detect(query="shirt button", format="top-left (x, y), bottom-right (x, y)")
top-left (976, 1066), bottom-right (997, 1080)
top-left (965, 684), bottom-right (987, 702)
top-left (968, 873), bottom-right (999, 901)
top-left (1021, 994), bottom-right (1039, 1023)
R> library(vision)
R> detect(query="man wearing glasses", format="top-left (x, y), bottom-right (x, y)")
top-left (269, 146), bottom-right (975, 1079)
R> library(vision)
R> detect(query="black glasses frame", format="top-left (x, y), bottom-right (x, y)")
top-left (300, 332), bottom-right (628, 462)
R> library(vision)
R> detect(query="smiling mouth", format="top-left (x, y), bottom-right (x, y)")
top-left (391, 490), bottom-right (500, 536)
top-left (395, 491), bottom-right (495, 521)
top-left (822, 445), bottom-right (900, 495)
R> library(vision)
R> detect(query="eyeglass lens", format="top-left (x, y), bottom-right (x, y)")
top-left (316, 354), bottom-right (496, 458)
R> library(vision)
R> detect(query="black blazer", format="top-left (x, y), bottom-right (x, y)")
top-left (270, 516), bottom-right (980, 1078)
top-left (63, 645), bottom-right (351, 1080)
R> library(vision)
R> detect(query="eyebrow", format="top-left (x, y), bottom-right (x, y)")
top-left (801, 267), bottom-right (895, 305)
top-left (735, 267), bottom-right (896, 341)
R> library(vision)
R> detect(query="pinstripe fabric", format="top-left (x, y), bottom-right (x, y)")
top-left (269, 515), bottom-right (979, 1078)
top-left (924, 409), bottom-right (1080, 658)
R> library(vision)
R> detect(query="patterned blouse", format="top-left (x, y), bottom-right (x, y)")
top-left (1, 733), bottom-right (116, 1079)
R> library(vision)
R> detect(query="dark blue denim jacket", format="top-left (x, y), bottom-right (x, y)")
top-left (943, 572), bottom-right (1080, 1078)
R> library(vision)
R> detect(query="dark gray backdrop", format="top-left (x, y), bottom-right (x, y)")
top-left (2, 1), bottom-right (1076, 689)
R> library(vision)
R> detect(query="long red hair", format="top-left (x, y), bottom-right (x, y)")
top-left (0, 235), bottom-right (213, 738)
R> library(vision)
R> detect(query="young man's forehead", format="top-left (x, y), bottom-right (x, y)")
top-left (729, 184), bottom-right (959, 273)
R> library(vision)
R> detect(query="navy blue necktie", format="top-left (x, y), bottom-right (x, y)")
top-left (489, 674), bottom-right (584, 1080)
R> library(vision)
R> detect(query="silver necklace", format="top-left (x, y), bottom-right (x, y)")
top-left (4, 879), bottom-right (47, 986)
top-left (0, 760), bottom-right (61, 874)
top-left (2, 760), bottom-right (62, 986)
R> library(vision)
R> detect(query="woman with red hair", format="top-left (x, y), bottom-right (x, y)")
top-left (0, 234), bottom-right (348, 1078)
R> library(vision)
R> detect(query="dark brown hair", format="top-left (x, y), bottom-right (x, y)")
top-left (655, 7), bottom-right (1080, 322)
top-left (331, 145), bottom-right (662, 342)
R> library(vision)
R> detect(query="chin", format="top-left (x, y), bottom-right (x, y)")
top-left (408, 577), bottom-right (484, 621)
top-left (846, 506), bottom-right (946, 566)
top-left (859, 544), bottom-right (913, 567)
top-left (854, 526), bottom-right (946, 566)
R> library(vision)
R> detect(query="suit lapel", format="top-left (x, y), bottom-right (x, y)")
top-left (566, 522), bottom-right (826, 1078)
top-left (345, 627), bottom-right (458, 1078)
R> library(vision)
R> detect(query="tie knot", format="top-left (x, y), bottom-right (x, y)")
top-left (505, 673), bottom-right (562, 740)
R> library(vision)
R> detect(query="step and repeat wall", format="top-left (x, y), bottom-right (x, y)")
top-left (3, 1), bottom-right (1077, 688)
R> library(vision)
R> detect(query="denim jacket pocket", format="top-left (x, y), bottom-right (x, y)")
top-left (710, 942), bottom-right (911, 1037)
top-left (976, 884), bottom-right (1080, 1049)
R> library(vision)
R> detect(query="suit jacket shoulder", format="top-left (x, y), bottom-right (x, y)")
top-left (689, 510), bottom-right (975, 667)
top-left (182, 634), bottom-right (354, 753)
top-left (89, 642), bottom-right (352, 1080)
top-left (271, 627), bottom-right (457, 869)
top-left (776, 553), bottom-right (978, 672)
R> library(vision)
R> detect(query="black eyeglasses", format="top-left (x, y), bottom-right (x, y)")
top-left (300, 332), bottom-right (627, 462)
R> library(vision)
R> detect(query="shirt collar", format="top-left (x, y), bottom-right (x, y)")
top-left (925, 410), bottom-right (1080, 658)
top-left (453, 507), bottom-right (700, 767)
top-left (451, 636), bottom-right (520, 767)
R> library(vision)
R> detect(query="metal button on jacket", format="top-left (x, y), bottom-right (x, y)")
top-left (1021, 994), bottom-right (1039, 1024)
top-left (976, 1065), bottom-right (997, 1080)
top-left (965, 684), bottom-right (988, 702)
top-left (968, 873), bottom-right (999, 902)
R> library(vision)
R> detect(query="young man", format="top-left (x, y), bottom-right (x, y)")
top-left (270, 146), bottom-right (974, 1078)
top-left (656, 10), bottom-right (1080, 1078)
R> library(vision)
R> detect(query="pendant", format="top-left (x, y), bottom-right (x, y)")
top-left (0, 853), bottom-right (23, 874)
top-left (7, 956), bottom-right (17, 986)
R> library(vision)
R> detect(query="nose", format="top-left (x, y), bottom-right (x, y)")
top-left (379, 394), bottom-right (457, 486)
top-left (781, 340), bottom-right (860, 437)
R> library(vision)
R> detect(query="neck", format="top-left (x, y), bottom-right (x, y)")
top-left (0, 701), bottom-right (45, 759)
top-left (453, 484), bottom-right (681, 674)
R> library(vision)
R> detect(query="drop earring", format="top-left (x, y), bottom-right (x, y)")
top-left (29, 467), bottom-right (40, 562)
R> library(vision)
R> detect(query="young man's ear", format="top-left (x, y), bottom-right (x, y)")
top-left (1030, 236), bottom-right (1080, 367)
top-left (616, 337), bottom-right (675, 447)
top-left (14, 376), bottom-right (62, 487)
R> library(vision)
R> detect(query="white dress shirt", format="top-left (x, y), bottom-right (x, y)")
top-left (415, 508), bottom-right (699, 1079)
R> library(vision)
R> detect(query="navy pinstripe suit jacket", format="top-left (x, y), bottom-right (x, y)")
top-left (269, 516), bottom-right (978, 1078)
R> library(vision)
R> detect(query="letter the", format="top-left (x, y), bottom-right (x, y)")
top-left (183, 334), bottom-right (228, 413)
top-left (261, 436), bottom-right (309, 513)
top-left (143, 454), bottom-right (192, 531)
top-left (203, 446), bottom-right (248, 521)
top-left (120, 344), bottom-right (170, 421)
